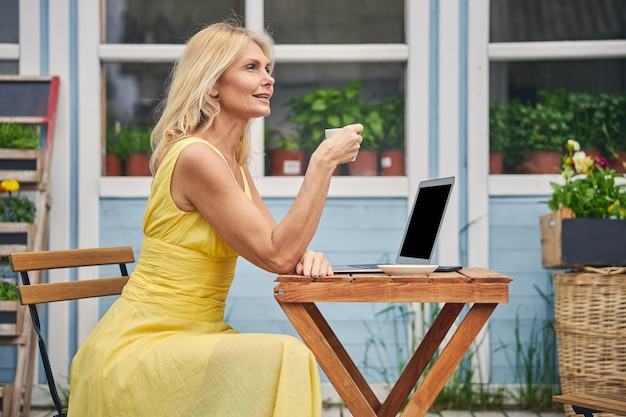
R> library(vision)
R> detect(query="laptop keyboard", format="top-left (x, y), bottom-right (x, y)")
top-left (347, 263), bottom-right (379, 269)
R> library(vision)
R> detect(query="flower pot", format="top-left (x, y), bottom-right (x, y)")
top-left (380, 150), bottom-right (405, 176)
top-left (125, 153), bottom-right (151, 176)
top-left (516, 152), bottom-right (562, 174)
top-left (348, 150), bottom-right (378, 176)
top-left (0, 148), bottom-right (45, 183)
top-left (540, 208), bottom-right (626, 269)
top-left (0, 222), bottom-right (36, 257)
top-left (105, 153), bottom-right (123, 176)
top-left (269, 149), bottom-right (304, 176)
top-left (0, 300), bottom-right (24, 337)
top-left (611, 152), bottom-right (626, 173)
top-left (489, 153), bottom-right (504, 174)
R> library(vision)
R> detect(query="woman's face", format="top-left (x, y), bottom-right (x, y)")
top-left (213, 40), bottom-right (274, 120)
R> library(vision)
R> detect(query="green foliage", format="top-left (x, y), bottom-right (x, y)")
top-left (374, 93), bottom-right (405, 151)
top-left (0, 196), bottom-right (36, 223)
top-left (507, 286), bottom-right (560, 412)
top-left (0, 180), bottom-right (36, 223)
top-left (0, 271), bottom-right (19, 301)
top-left (546, 140), bottom-right (626, 219)
top-left (106, 124), bottom-right (152, 160)
top-left (287, 81), bottom-right (404, 151)
top-left (0, 122), bottom-right (40, 149)
top-left (265, 123), bottom-right (299, 150)
top-left (489, 89), bottom-right (626, 163)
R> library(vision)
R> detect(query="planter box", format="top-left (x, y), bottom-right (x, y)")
top-left (540, 209), bottom-right (626, 269)
top-left (0, 148), bottom-right (45, 183)
top-left (0, 222), bottom-right (36, 257)
top-left (0, 300), bottom-right (24, 336)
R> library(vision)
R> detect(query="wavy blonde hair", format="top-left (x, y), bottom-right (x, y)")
top-left (149, 21), bottom-right (274, 175)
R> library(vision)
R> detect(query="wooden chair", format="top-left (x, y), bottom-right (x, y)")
top-left (553, 393), bottom-right (626, 417)
top-left (9, 246), bottom-right (135, 417)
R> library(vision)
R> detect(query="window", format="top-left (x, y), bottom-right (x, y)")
top-left (488, 0), bottom-right (626, 175)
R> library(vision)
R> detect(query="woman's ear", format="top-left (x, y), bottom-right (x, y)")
top-left (210, 87), bottom-right (219, 98)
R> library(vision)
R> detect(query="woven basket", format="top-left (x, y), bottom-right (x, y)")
top-left (554, 268), bottom-right (626, 417)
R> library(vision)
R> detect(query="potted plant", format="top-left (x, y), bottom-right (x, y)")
top-left (105, 122), bottom-right (126, 176)
top-left (489, 102), bottom-right (510, 174)
top-left (265, 123), bottom-right (304, 176)
top-left (0, 179), bottom-right (36, 257)
top-left (0, 122), bottom-right (44, 183)
top-left (0, 270), bottom-right (23, 337)
top-left (376, 93), bottom-right (405, 176)
top-left (540, 139), bottom-right (626, 269)
top-left (287, 81), bottom-right (377, 175)
top-left (122, 125), bottom-right (152, 176)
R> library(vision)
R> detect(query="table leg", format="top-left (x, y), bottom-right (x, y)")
top-left (379, 303), bottom-right (464, 416)
top-left (277, 301), bottom-right (380, 417)
top-left (401, 303), bottom-right (498, 417)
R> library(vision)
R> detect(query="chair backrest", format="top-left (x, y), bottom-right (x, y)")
top-left (9, 246), bottom-right (135, 417)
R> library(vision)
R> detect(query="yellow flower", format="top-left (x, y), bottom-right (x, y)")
top-left (0, 179), bottom-right (20, 193)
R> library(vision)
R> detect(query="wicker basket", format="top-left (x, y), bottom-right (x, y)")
top-left (554, 268), bottom-right (626, 417)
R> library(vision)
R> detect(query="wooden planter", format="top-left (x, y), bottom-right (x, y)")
top-left (540, 208), bottom-right (626, 269)
top-left (0, 222), bottom-right (36, 257)
top-left (0, 148), bottom-right (45, 183)
top-left (0, 300), bottom-right (24, 337)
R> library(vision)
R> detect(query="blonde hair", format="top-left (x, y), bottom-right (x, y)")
top-left (149, 21), bottom-right (274, 175)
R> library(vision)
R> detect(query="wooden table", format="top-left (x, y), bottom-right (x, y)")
top-left (274, 267), bottom-right (511, 417)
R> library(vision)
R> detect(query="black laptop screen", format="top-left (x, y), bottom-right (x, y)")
top-left (398, 183), bottom-right (452, 259)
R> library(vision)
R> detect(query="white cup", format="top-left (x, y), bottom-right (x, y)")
top-left (325, 128), bottom-right (357, 161)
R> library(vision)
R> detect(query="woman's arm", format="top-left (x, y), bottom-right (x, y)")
top-left (171, 125), bottom-right (362, 274)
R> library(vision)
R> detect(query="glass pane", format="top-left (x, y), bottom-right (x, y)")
top-left (491, 0), bottom-right (626, 42)
top-left (489, 59), bottom-right (626, 174)
top-left (0, 62), bottom-right (19, 75)
top-left (0, 0), bottom-right (19, 43)
top-left (105, 0), bottom-right (244, 43)
top-left (104, 62), bottom-right (171, 175)
top-left (265, 63), bottom-right (406, 176)
top-left (265, 0), bottom-right (405, 44)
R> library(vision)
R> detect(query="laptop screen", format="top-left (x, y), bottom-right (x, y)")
top-left (397, 178), bottom-right (454, 263)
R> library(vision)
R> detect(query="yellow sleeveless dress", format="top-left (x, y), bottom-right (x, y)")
top-left (68, 138), bottom-right (321, 417)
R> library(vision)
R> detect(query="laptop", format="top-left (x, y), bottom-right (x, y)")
top-left (332, 176), bottom-right (455, 274)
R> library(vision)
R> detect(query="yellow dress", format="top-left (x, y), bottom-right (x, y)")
top-left (68, 138), bottom-right (321, 417)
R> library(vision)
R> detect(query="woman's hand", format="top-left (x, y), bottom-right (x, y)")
top-left (295, 250), bottom-right (334, 277)
top-left (312, 124), bottom-right (364, 168)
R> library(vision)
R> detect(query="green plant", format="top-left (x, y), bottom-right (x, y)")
top-left (106, 124), bottom-right (152, 159)
top-left (489, 102), bottom-right (510, 154)
top-left (506, 284), bottom-right (560, 412)
top-left (287, 81), bottom-right (377, 151)
top-left (0, 122), bottom-right (40, 149)
top-left (374, 93), bottom-right (405, 151)
top-left (265, 123), bottom-right (299, 150)
top-left (0, 271), bottom-right (18, 301)
top-left (0, 179), bottom-right (36, 223)
top-left (546, 139), bottom-right (626, 219)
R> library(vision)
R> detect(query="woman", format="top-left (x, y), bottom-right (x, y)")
top-left (68, 20), bottom-right (363, 417)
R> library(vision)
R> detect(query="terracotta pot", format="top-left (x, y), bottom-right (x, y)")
top-left (348, 150), bottom-right (379, 176)
top-left (611, 152), bottom-right (626, 173)
top-left (516, 152), bottom-right (562, 174)
top-left (583, 149), bottom-right (602, 161)
top-left (125, 153), bottom-right (151, 176)
top-left (269, 149), bottom-right (304, 176)
top-left (105, 153), bottom-right (123, 176)
top-left (489, 153), bottom-right (504, 175)
top-left (380, 150), bottom-right (405, 176)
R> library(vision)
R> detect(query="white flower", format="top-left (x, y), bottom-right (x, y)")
top-left (567, 139), bottom-right (580, 152)
top-left (572, 151), bottom-right (587, 173)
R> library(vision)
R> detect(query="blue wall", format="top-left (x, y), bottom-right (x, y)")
top-left (488, 196), bottom-right (557, 383)
top-left (1, 194), bottom-right (560, 386)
